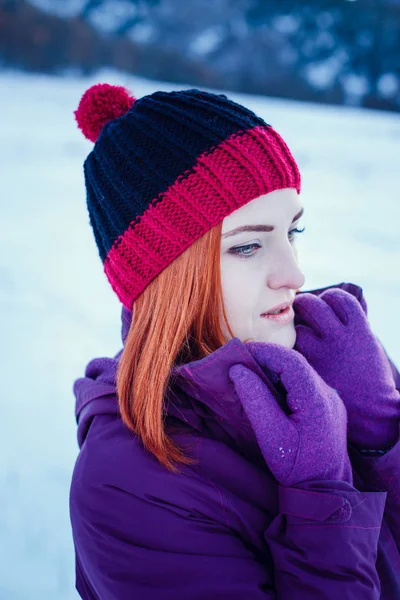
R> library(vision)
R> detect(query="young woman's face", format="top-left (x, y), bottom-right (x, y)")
top-left (220, 188), bottom-right (305, 348)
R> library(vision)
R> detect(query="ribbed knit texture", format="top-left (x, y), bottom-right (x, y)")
top-left (81, 87), bottom-right (301, 308)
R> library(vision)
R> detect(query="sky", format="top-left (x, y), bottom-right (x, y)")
top-left (0, 68), bottom-right (399, 599)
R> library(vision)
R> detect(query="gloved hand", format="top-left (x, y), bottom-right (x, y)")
top-left (293, 288), bottom-right (400, 450)
top-left (228, 343), bottom-right (353, 488)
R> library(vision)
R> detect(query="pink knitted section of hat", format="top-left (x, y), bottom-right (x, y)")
top-left (104, 124), bottom-right (301, 309)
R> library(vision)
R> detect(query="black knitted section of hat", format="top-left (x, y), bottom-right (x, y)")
top-left (84, 89), bottom-right (270, 262)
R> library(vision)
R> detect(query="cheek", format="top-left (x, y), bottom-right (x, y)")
top-left (221, 267), bottom-right (258, 315)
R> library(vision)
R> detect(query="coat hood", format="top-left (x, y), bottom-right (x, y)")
top-left (73, 281), bottom-right (370, 450)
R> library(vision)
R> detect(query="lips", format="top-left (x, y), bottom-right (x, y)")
top-left (261, 304), bottom-right (295, 324)
top-left (261, 302), bottom-right (292, 316)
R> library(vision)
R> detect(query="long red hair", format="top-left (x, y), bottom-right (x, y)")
top-left (117, 220), bottom-right (236, 473)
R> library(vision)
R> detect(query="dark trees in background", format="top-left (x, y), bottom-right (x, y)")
top-left (0, 0), bottom-right (138, 74)
top-left (0, 0), bottom-right (399, 112)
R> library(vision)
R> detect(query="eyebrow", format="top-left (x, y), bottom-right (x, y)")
top-left (221, 207), bottom-right (304, 239)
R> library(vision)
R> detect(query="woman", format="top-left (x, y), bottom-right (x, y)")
top-left (70, 83), bottom-right (400, 599)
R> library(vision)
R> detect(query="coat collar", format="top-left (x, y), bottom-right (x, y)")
top-left (167, 337), bottom-right (286, 462)
top-left (119, 281), bottom-right (366, 461)
top-left (121, 310), bottom-right (287, 463)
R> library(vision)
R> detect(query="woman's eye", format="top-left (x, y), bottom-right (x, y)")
top-left (288, 226), bottom-right (306, 243)
top-left (228, 226), bottom-right (306, 260)
top-left (229, 243), bottom-right (261, 259)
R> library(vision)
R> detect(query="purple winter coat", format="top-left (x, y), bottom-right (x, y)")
top-left (69, 282), bottom-right (400, 599)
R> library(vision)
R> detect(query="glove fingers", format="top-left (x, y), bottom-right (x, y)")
top-left (229, 364), bottom-right (288, 430)
top-left (320, 288), bottom-right (367, 326)
top-left (293, 294), bottom-right (329, 338)
top-left (245, 342), bottom-right (293, 378)
top-left (294, 307), bottom-right (310, 329)
top-left (229, 364), bottom-right (298, 480)
top-left (243, 342), bottom-right (322, 414)
top-left (294, 324), bottom-right (321, 358)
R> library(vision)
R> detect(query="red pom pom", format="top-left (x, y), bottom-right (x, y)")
top-left (74, 83), bottom-right (136, 143)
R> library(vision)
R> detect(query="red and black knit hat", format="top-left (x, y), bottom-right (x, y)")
top-left (74, 83), bottom-right (301, 309)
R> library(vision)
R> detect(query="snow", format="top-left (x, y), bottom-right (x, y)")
top-left (189, 27), bottom-right (224, 55)
top-left (341, 72), bottom-right (371, 105)
top-left (28, 0), bottom-right (87, 18)
top-left (378, 73), bottom-right (399, 98)
top-left (1, 68), bottom-right (399, 599)
top-left (128, 22), bottom-right (155, 44)
top-left (87, 0), bottom-right (138, 35)
top-left (303, 48), bottom-right (349, 89)
top-left (272, 14), bottom-right (300, 35)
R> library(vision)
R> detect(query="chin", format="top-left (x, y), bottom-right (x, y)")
top-left (252, 323), bottom-right (297, 348)
top-left (223, 321), bottom-right (297, 349)
top-left (281, 332), bottom-right (296, 349)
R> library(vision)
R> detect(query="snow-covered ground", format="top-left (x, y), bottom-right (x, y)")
top-left (0, 69), bottom-right (399, 599)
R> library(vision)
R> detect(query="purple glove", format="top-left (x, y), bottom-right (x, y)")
top-left (294, 288), bottom-right (400, 450)
top-left (228, 343), bottom-right (353, 488)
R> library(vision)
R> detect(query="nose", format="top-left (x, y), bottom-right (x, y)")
top-left (267, 242), bottom-right (305, 292)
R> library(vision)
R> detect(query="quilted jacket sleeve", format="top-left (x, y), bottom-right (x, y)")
top-left (265, 480), bottom-right (387, 599)
top-left (70, 419), bottom-right (389, 600)
top-left (346, 351), bottom-right (400, 597)
top-left (335, 283), bottom-right (400, 580)
top-left (349, 352), bottom-right (400, 551)
top-left (70, 418), bottom-right (276, 600)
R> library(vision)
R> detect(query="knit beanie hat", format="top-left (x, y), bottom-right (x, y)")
top-left (74, 83), bottom-right (301, 310)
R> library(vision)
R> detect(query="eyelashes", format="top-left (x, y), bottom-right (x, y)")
top-left (289, 225), bottom-right (306, 243)
top-left (228, 226), bottom-right (306, 260)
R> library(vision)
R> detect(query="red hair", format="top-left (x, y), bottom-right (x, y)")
top-left (116, 220), bottom-right (236, 472)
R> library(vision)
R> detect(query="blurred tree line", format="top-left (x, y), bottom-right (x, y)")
top-left (1, 0), bottom-right (399, 111)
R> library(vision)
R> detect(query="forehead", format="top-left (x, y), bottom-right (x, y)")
top-left (221, 188), bottom-right (301, 232)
